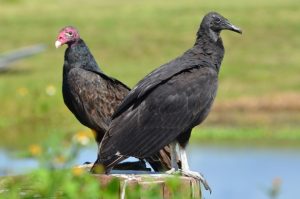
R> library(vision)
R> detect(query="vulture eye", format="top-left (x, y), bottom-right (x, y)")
top-left (215, 17), bottom-right (221, 24)
top-left (66, 31), bottom-right (73, 36)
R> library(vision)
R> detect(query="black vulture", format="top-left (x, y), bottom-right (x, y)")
top-left (55, 26), bottom-right (177, 171)
top-left (93, 12), bottom-right (242, 192)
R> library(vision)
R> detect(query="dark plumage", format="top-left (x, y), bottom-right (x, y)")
top-left (93, 12), bottom-right (241, 190)
top-left (56, 26), bottom-right (130, 144)
top-left (56, 26), bottom-right (176, 171)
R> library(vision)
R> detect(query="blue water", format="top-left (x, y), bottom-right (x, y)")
top-left (188, 145), bottom-right (300, 199)
top-left (1, 144), bottom-right (299, 199)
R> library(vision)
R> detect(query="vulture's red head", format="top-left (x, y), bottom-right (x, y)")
top-left (55, 26), bottom-right (80, 48)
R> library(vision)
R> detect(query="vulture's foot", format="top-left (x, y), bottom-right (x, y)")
top-left (181, 170), bottom-right (211, 193)
top-left (166, 168), bottom-right (181, 175)
top-left (77, 162), bottom-right (94, 169)
top-left (74, 162), bottom-right (93, 171)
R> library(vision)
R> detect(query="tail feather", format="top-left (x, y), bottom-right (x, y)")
top-left (146, 145), bottom-right (182, 172)
top-left (91, 155), bottom-right (126, 174)
top-left (91, 145), bottom-right (181, 173)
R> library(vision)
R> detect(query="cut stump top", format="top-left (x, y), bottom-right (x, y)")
top-left (93, 173), bottom-right (202, 199)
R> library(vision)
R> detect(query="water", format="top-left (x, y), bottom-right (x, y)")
top-left (1, 144), bottom-right (299, 199)
top-left (188, 145), bottom-right (300, 199)
top-left (0, 150), bottom-right (38, 175)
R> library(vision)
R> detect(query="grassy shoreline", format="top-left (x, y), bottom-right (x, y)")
top-left (191, 127), bottom-right (300, 146)
top-left (1, 126), bottom-right (300, 151)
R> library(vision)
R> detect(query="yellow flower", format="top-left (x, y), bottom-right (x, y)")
top-left (17, 87), bottom-right (28, 96)
top-left (73, 130), bottom-right (93, 145)
top-left (54, 155), bottom-right (66, 164)
top-left (91, 130), bottom-right (97, 139)
top-left (29, 144), bottom-right (42, 156)
top-left (72, 167), bottom-right (84, 176)
top-left (45, 85), bottom-right (56, 96)
top-left (91, 164), bottom-right (104, 173)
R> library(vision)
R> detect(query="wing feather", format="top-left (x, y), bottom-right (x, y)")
top-left (100, 66), bottom-right (218, 162)
top-left (64, 68), bottom-right (130, 134)
top-left (112, 52), bottom-right (214, 119)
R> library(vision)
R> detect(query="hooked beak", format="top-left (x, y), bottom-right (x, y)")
top-left (225, 21), bottom-right (242, 34)
top-left (55, 40), bottom-right (62, 48)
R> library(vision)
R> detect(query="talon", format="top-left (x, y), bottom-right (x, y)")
top-left (201, 178), bottom-right (212, 194)
top-left (166, 168), bottom-right (212, 193)
top-left (181, 170), bottom-right (212, 194)
top-left (166, 168), bottom-right (176, 175)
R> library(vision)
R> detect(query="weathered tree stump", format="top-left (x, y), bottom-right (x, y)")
top-left (93, 173), bottom-right (202, 199)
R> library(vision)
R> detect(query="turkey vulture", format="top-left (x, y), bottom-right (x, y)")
top-left (93, 12), bottom-right (242, 192)
top-left (55, 26), bottom-right (177, 171)
top-left (55, 26), bottom-right (130, 145)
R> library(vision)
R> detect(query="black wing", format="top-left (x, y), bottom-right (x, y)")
top-left (112, 50), bottom-right (214, 119)
top-left (63, 68), bottom-right (130, 135)
top-left (100, 66), bottom-right (218, 164)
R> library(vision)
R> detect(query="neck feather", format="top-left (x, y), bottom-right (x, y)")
top-left (64, 39), bottom-right (102, 73)
top-left (193, 28), bottom-right (224, 72)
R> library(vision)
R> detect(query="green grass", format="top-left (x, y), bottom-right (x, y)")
top-left (0, 0), bottom-right (300, 149)
top-left (191, 127), bottom-right (300, 146)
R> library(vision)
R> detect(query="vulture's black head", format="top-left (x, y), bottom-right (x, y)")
top-left (55, 26), bottom-right (80, 48)
top-left (198, 12), bottom-right (242, 42)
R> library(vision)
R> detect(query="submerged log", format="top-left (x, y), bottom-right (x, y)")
top-left (93, 172), bottom-right (202, 199)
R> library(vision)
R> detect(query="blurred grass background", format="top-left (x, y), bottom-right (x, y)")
top-left (0, 0), bottom-right (299, 149)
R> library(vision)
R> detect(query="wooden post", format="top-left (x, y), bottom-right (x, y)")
top-left (93, 173), bottom-right (202, 199)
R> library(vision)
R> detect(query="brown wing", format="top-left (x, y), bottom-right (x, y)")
top-left (63, 68), bottom-right (130, 141)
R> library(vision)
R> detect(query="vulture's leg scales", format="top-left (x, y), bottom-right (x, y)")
top-left (164, 142), bottom-right (211, 193)
top-left (166, 141), bottom-right (179, 174)
top-left (179, 146), bottom-right (212, 193)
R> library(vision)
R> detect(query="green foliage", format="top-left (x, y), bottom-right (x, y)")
top-left (100, 179), bottom-right (120, 198)
top-left (0, 172), bottom-right (185, 199)
top-left (0, 169), bottom-right (101, 199)
top-left (165, 176), bottom-right (184, 199)
top-left (0, 133), bottom-right (102, 198)
top-left (0, 133), bottom-right (186, 199)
